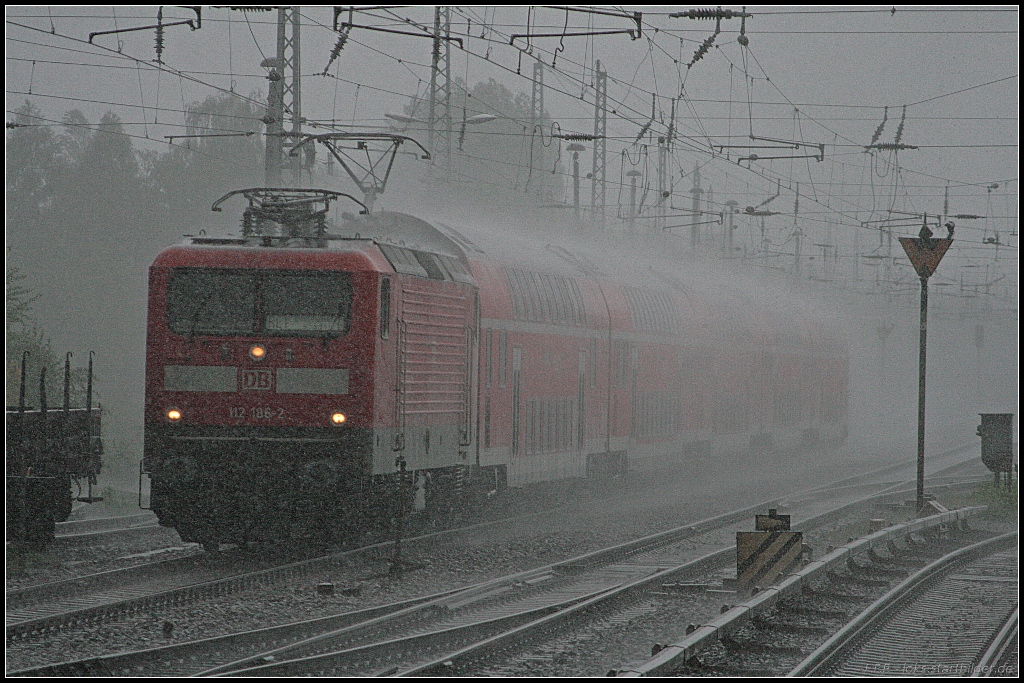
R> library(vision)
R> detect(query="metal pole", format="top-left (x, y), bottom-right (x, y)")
top-left (690, 164), bottom-right (702, 247)
top-left (391, 456), bottom-right (408, 577)
top-left (572, 151), bottom-right (580, 216)
top-left (916, 274), bottom-right (928, 511)
top-left (591, 61), bottom-right (607, 225)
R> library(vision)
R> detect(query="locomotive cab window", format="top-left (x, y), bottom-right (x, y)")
top-left (263, 272), bottom-right (352, 335)
top-left (166, 268), bottom-right (352, 337)
top-left (166, 269), bottom-right (257, 336)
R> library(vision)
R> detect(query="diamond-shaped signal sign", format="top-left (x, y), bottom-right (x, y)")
top-left (899, 237), bottom-right (952, 279)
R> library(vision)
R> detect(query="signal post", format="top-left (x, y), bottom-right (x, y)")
top-left (898, 218), bottom-right (953, 512)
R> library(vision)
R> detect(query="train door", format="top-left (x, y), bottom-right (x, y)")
top-left (461, 291), bottom-right (478, 456)
top-left (394, 293), bottom-right (408, 454)
top-left (511, 347), bottom-right (522, 457)
top-left (577, 351), bottom-right (586, 453)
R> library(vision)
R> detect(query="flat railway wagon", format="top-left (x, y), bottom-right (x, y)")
top-left (6, 356), bottom-right (103, 549)
top-left (142, 192), bottom-right (848, 547)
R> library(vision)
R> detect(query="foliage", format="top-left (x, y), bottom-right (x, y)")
top-left (969, 480), bottom-right (1018, 521)
top-left (148, 92), bottom-right (265, 234)
top-left (5, 92), bottom-right (267, 473)
top-left (5, 261), bottom-right (88, 408)
top-left (399, 78), bottom-right (561, 206)
top-left (6, 101), bottom-right (60, 220)
top-left (5, 258), bottom-right (37, 328)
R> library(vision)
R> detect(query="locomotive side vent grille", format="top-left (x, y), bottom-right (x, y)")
top-left (400, 284), bottom-right (473, 423)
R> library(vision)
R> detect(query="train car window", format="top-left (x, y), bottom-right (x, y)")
top-left (552, 275), bottom-right (569, 325)
top-left (589, 337), bottom-right (598, 389)
top-left (166, 268), bottom-right (258, 336)
top-left (552, 277), bottom-right (571, 324)
top-left (522, 270), bottom-right (539, 321)
top-left (613, 340), bottom-right (631, 387)
top-left (503, 267), bottom-right (586, 328)
top-left (412, 251), bottom-right (446, 280)
top-left (506, 268), bottom-right (525, 320)
top-left (557, 399), bottom-right (564, 451)
top-left (438, 255), bottom-right (474, 284)
top-left (498, 330), bottom-right (507, 388)
top-left (623, 287), bottom-right (681, 334)
top-left (485, 328), bottom-right (493, 388)
top-left (527, 400), bottom-right (535, 455)
top-left (378, 244), bottom-right (429, 278)
top-left (380, 277), bottom-right (391, 339)
top-left (531, 271), bottom-right (551, 322)
top-left (263, 272), bottom-right (352, 336)
top-left (538, 273), bottom-right (559, 323)
top-left (484, 397), bottom-right (491, 447)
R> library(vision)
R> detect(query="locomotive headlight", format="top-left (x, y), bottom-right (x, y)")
top-left (249, 344), bottom-right (267, 361)
top-left (166, 408), bottom-right (182, 422)
top-left (331, 412), bottom-right (347, 425)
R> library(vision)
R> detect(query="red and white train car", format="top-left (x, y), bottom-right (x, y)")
top-left (143, 210), bottom-right (848, 546)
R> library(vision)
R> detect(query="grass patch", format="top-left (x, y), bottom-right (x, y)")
top-left (969, 480), bottom-right (1018, 521)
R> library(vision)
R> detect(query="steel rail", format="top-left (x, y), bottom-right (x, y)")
top-left (971, 607), bottom-right (1018, 678)
top-left (10, 471), bottom-right (901, 676)
top-left (55, 513), bottom-right (157, 536)
top-left (5, 505), bottom-right (567, 642)
top-left (787, 531), bottom-right (1017, 677)
top-left (616, 506), bottom-right (991, 676)
top-left (219, 481), bottom-right (986, 677)
top-left (6, 445), bottom-right (983, 672)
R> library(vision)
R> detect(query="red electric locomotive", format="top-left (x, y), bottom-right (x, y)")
top-left (142, 189), bottom-right (848, 547)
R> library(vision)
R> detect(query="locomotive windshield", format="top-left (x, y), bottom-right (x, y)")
top-left (166, 268), bottom-right (352, 337)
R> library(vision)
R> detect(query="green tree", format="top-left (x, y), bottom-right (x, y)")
top-left (5, 260), bottom-right (87, 408)
top-left (5, 101), bottom-right (60, 221)
top-left (55, 109), bottom-right (93, 169)
top-left (399, 78), bottom-right (560, 207)
top-left (148, 92), bottom-right (265, 235)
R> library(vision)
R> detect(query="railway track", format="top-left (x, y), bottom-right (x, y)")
top-left (55, 513), bottom-right (157, 537)
top-left (789, 533), bottom-right (1018, 677)
top-left (613, 525), bottom-right (1015, 677)
top-left (6, 495), bottom-right (591, 644)
top-left (5, 439), bottom-right (989, 673)
top-left (9, 470), bottom-right (984, 677)
top-left (52, 513), bottom-right (165, 549)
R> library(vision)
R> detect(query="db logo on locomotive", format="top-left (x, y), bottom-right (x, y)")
top-left (241, 369), bottom-right (273, 391)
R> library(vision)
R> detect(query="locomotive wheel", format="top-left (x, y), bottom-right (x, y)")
top-left (198, 534), bottom-right (221, 552)
top-left (424, 469), bottom-right (464, 526)
top-left (24, 479), bottom-right (57, 550)
top-left (52, 477), bottom-right (73, 522)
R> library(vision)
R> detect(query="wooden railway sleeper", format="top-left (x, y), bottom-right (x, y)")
top-left (777, 601), bottom-right (850, 620)
top-left (906, 531), bottom-right (929, 547)
top-left (848, 554), bottom-right (907, 577)
top-left (751, 614), bottom-right (831, 636)
top-left (867, 545), bottom-right (897, 564)
top-left (722, 632), bottom-right (804, 655)
top-left (823, 569), bottom-right (880, 593)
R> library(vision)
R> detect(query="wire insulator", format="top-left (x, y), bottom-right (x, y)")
top-left (323, 29), bottom-right (350, 75)
top-left (688, 34), bottom-right (716, 67)
top-left (894, 105), bottom-right (907, 145)
top-left (680, 8), bottom-right (730, 20)
top-left (870, 106), bottom-right (888, 146)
